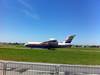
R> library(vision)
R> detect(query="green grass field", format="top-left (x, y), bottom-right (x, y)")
top-left (0, 46), bottom-right (100, 65)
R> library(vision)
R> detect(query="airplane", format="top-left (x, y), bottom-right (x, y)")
top-left (24, 35), bottom-right (76, 50)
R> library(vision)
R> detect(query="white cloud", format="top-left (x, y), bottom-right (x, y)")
top-left (18, 0), bottom-right (33, 10)
top-left (22, 9), bottom-right (40, 20)
top-left (18, 0), bottom-right (40, 20)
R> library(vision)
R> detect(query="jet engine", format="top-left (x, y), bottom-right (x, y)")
top-left (48, 40), bottom-right (58, 48)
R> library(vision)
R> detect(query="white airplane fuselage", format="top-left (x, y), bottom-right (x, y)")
top-left (25, 41), bottom-right (72, 49)
top-left (25, 35), bottom-right (75, 49)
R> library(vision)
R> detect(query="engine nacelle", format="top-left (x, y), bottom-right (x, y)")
top-left (48, 40), bottom-right (58, 48)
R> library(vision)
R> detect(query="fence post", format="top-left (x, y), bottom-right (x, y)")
top-left (3, 62), bottom-right (6, 75)
top-left (55, 65), bottom-right (60, 75)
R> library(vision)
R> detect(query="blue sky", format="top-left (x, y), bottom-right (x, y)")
top-left (0, 0), bottom-right (100, 45)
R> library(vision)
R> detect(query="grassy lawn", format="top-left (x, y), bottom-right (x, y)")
top-left (0, 47), bottom-right (100, 64)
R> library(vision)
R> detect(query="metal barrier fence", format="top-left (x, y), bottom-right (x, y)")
top-left (0, 62), bottom-right (61, 75)
top-left (0, 62), bottom-right (100, 75)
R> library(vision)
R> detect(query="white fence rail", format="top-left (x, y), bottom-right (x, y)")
top-left (0, 61), bottom-right (100, 75)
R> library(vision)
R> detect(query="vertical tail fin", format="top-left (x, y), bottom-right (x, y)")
top-left (65, 35), bottom-right (76, 43)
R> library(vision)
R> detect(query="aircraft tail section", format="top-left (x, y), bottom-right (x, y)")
top-left (65, 35), bottom-right (76, 43)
